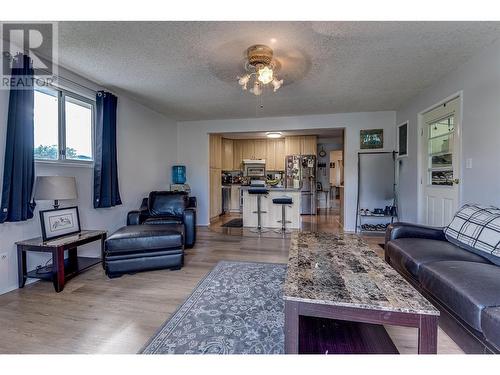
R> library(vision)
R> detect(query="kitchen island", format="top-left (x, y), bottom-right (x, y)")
top-left (241, 187), bottom-right (301, 229)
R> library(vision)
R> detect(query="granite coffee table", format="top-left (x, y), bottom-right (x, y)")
top-left (283, 232), bottom-right (440, 354)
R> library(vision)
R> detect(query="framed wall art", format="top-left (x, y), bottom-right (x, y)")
top-left (39, 206), bottom-right (81, 241)
top-left (360, 129), bottom-right (384, 149)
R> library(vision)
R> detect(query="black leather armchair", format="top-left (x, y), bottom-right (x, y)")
top-left (127, 191), bottom-right (197, 248)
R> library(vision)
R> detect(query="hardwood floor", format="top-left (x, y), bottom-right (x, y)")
top-left (0, 211), bottom-right (463, 354)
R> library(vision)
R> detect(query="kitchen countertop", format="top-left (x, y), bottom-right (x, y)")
top-left (240, 185), bottom-right (300, 192)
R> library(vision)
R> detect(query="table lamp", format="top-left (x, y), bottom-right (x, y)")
top-left (34, 176), bottom-right (78, 209)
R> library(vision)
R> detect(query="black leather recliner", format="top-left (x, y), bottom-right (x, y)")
top-left (127, 191), bottom-right (197, 248)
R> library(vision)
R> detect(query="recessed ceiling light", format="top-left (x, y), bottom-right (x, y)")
top-left (266, 132), bottom-right (282, 139)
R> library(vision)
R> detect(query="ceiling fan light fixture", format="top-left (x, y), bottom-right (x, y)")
top-left (266, 132), bottom-right (282, 139)
top-left (250, 80), bottom-right (262, 96)
top-left (258, 66), bottom-right (273, 84)
top-left (271, 78), bottom-right (283, 92)
top-left (238, 74), bottom-right (250, 90)
top-left (237, 44), bottom-right (283, 96)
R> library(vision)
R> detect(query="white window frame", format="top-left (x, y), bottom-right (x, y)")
top-left (396, 121), bottom-right (409, 159)
top-left (34, 86), bottom-right (95, 167)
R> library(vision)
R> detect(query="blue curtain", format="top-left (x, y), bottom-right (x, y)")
top-left (93, 91), bottom-right (122, 208)
top-left (0, 54), bottom-right (36, 223)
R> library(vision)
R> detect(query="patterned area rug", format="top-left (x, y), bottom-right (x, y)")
top-left (141, 261), bottom-right (286, 354)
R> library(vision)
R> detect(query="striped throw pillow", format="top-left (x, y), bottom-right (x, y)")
top-left (444, 204), bottom-right (500, 265)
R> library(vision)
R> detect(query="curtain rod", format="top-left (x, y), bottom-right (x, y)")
top-left (36, 67), bottom-right (116, 96)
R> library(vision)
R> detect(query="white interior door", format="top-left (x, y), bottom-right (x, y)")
top-left (420, 96), bottom-right (461, 227)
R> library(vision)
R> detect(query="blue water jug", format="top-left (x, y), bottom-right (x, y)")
top-left (172, 165), bottom-right (186, 184)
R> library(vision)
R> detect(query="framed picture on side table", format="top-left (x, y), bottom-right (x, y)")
top-left (39, 206), bottom-right (81, 241)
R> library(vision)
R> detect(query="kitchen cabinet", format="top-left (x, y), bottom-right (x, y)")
top-left (220, 137), bottom-right (288, 173)
top-left (285, 136), bottom-right (301, 155)
top-left (285, 136), bottom-right (317, 156)
top-left (232, 139), bottom-right (243, 170)
top-left (266, 140), bottom-right (276, 170)
top-left (230, 185), bottom-right (241, 212)
top-left (209, 167), bottom-right (222, 220)
top-left (301, 135), bottom-right (317, 155)
top-left (254, 139), bottom-right (267, 160)
top-left (265, 138), bottom-right (285, 171)
top-left (209, 134), bottom-right (222, 169)
top-left (241, 140), bottom-right (255, 160)
top-left (275, 138), bottom-right (286, 170)
top-left (222, 138), bottom-right (233, 171)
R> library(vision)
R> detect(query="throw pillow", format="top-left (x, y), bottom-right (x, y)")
top-left (444, 204), bottom-right (500, 265)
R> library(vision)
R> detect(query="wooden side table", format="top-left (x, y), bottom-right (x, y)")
top-left (16, 230), bottom-right (107, 292)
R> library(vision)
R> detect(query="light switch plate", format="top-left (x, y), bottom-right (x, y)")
top-left (466, 158), bottom-right (473, 169)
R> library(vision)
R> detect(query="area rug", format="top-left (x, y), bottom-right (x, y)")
top-left (140, 261), bottom-right (286, 354)
top-left (221, 218), bottom-right (243, 228)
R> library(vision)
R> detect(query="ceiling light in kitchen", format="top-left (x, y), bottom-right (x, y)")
top-left (266, 132), bottom-right (283, 139)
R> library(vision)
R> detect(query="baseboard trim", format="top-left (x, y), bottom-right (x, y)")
top-left (0, 278), bottom-right (39, 296)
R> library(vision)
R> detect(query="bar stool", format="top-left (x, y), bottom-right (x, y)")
top-left (248, 187), bottom-right (269, 233)
top-left (272, 196), bottom-right (293, 235)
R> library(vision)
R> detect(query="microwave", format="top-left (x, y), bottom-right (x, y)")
top-left (244, 165), bottom-right (266, 177)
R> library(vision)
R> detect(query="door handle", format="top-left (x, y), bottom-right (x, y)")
top-left (453, 178), bottom-right (460, 184)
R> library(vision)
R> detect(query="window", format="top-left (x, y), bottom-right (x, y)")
top-left (397, 122), bottom-right (408, 157)
top-left (427, 115), bottom-right (455, 186)
top-left (34, 87), bottom-right (94, 163)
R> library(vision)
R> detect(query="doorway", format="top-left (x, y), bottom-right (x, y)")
top-left (315, 132), bottom-right (345, 228)
top-left (418, 95), bottom-right (461, 226)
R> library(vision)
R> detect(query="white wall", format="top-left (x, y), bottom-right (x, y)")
top-left (177, 111), bottom-right (396, 231)
top-left (396, 38), bottom-right (500, 223)
top-left (0, 68), bottom-right (178, 295)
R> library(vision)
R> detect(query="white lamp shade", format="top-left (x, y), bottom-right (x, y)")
top-left (34, 176), bottom-right (78, 201)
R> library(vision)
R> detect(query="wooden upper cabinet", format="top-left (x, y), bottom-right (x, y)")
top-left (285, 135), bottom-right (317, 156)
top-left (301, 135), bottom-right (317, 155)
top-left (254, 139), bottom-right (267, 160)
top-left (266, 140), bottom-right (276, 171)
top-left (241, 140), bottom-right (255, 160)
top-left (222, 138), bottom-right (233, 171)
top-left (209, 134), bottom-right (222, 169)
top-left (232, 139), bottom-right (243, 170)
top-left (209, 167), bottom-right (222, 219)
top-left (275, 138), bottom-right (286, 171)
top-left (285, 136), bottom-right (301, 155)
top-left (266, 138), bottom-right (286, 171)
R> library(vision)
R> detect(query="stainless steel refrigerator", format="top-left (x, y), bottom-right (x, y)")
top-left (285, 155), bottom-right (317, 215)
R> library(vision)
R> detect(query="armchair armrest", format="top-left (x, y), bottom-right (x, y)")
top-left (182, 207), bottom-right (196, 248)
top-left (385, 222), bottom-right (446, 245)
top-left (127, 209), bottom-right (148, 225)
top-left (127, 197), bottom-right (149, 225)
top-left (188, 196), bottom-right (197, 209)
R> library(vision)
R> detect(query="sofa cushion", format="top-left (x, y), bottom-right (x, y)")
top-left (143, 217), bottom-right (183, 225)
top-left (106, 224), bottom-right (184, 255)
top-left (444, 204), bottom-right (500, 265)
top-left (420, 261), bottom-right (500, 331)
top-left (386, 238), bottom-right (490, 279)
top-left (481, 307), bottom-right (500, 350)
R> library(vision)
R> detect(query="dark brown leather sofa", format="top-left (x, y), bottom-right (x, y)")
top-left (385, 222), bottom-right (500, 353)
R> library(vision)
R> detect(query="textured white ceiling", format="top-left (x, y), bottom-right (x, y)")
top-left (57, 21), bottom-right (500, 121)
